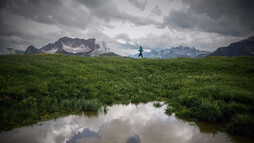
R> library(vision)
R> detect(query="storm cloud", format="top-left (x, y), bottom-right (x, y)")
top-left (0, 0), bottom-right (253, 55)
top-left (151, 5), bottom-right (162, 16)
top-left (1, 0), bottom-right (91, 29)
top-left (164, 0), bottom-right (254, 36)
top-left (128, 0), bottom-right (148, 11)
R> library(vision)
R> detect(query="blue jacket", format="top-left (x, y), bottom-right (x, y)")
top-left (139, 48), bottom-right (143, 53)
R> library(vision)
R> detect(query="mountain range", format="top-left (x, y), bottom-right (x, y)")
top-left (24, 37), bottom-right (112, 56)
top-left (3, 36), bottom-right (254, 58)
top-left (130, 46), bottom-right (211, 58)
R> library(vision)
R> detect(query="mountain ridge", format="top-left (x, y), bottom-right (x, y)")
top-left (208, 36), bottom-right (254, 57)
top-left (25, 45), bottom-right (44, 54)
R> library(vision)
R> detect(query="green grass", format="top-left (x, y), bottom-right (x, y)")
top-left (153, 102), bottom-right (163, 108)
top-left (0, 54), bottom-right (253, 136)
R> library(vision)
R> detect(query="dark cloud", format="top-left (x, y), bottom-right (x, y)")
top-left (0, 0), bottom-right (7, 8)
top-left (0, 15), bottom-right (27, 51)
top-left (0, 10), bottom-right (71, 52)
top-left (164, 0), bottom-right (254, 36)
top-left (0, 16), bottom-right (18, 37)
top-left (164, 10), bottom-right (243, 35)
top-left (78, 0), bottom-right (160, 26)
top-left (78, 0), bottom-right (121, 22)
top-left (182, 0), bottom-right (254, 20)
top-left (128, 0), bottom-right (147, 11)
top-left (0, 0), bottom-right (253, 55)
top-left (151, 5), bottom-right (161, 16)
top-left (0, 0), bottom-right (159, 54)
top-left (183, 0), bottom-right (254, 33)
top-left (1, 0), bottom-right (91, 29)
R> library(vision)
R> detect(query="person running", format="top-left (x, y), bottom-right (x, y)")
top-left (138, 46), bottom-right (143, 58)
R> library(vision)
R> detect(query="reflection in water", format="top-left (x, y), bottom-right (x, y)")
top-left (126, 134), bottom-right (141, 143)
top-left (0, 102), bottom-right (234, 143)
top-left (67, 128), bottom-right (100, 143)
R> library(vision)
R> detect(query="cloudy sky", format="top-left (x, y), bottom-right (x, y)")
top-left (0, 0), bottom-right (254, 56)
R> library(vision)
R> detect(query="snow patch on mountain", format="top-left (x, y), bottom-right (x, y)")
top-left (62, 43), bottom-right (92, 53)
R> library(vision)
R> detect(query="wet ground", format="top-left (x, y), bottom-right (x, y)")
top-left (0, 102), bottom-right (247, 143)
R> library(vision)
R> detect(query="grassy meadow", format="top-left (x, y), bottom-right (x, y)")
top-left (0, 54), bottom-right (253, 136)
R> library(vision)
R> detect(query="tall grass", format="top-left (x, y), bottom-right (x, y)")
top-left (0, 54), bottom-right (253, 137)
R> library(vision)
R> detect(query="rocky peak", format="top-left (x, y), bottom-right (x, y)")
top-left (25, 45), bottom-right (44, 54)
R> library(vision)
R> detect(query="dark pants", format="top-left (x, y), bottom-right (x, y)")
top-left (138, 53), bottom-right (143, 57)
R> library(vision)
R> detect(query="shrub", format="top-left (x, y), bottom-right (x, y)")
top-left (194, 101), bottom-right (222, 122)
top-left (153, 102), bottom-right (163, 108)
top-left (176, 108), bottom-right (193, 119)
top-left (81, 99), bottom-right (100, 112)
top-left (99, 94), bottom-right (114, 104)
top-left (165, 106), bottom-right (174, 115)
top-left (179, 95), bottom-right (201, 108)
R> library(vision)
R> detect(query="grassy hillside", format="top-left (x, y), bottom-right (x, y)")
top-left (0, 54), bottom-right (253, 136)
